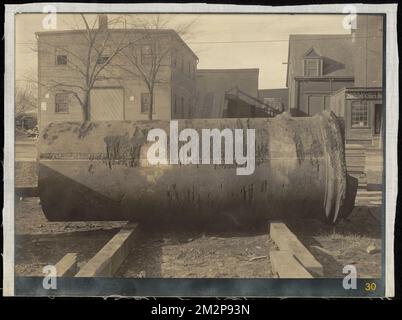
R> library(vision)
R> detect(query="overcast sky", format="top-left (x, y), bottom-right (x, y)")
top-left (16, 13), bottom-right (349, 89)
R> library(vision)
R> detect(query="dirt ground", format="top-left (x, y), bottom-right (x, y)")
top-left (15, 135), bottom-right (37, 187)
top-left (117, 226), bottom-right (276, 278)
top-left (15, 197), bottom-right (126, 276)
top-left (14, 196), bottom-right (381, 278)
top-left (287, 206), bottom-right (382, 278)
top-left (15, 197), bottom-right (276, 278)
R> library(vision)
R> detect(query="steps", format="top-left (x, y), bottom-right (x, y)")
top-left (355, 190), bottom-right (383, 207)
top-left (365, 148), bottom-right (383, 191)
top-left (345, 144), bottom-right (383, 197)
top-left (345, 144), bottom-right (366, 174)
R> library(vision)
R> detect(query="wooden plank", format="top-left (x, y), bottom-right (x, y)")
top-left (356, 191), bottom-right (382, 196)
top-left (269, 222), bottom-right (323, 276)
top-left (367, 184), bottom-right (383, 191)
top-left (76, 222), bottom-right (138, 277)
top-left (55, 253), bottom-right (78, 277)
top-left (270, 251), bottom-right (313, 278)
top-left (345, 144), bottom-right (365, 149)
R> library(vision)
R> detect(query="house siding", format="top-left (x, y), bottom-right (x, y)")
top-left (296, 78), bottom-right (354, 116)
top-left (37, 30), bottom-right (197, 129)
top-left (171, 37), bottom-right (197, 119)
top-left (286, 34), bottom-right (355, 113)
top-left (353, 15), bottom-right (383, 88)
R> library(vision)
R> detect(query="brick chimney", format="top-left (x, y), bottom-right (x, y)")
top-left (98, 14), bottom-right (108, 31)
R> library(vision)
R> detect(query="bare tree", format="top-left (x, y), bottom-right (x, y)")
top-left (35, 14), bottom-right (138, 121)
top-left (119, 14), bottom-right (197, 120)
top-left (15, 81), bottom-right (37, 117)
top-left (30, 14), bottom-right (197, 121)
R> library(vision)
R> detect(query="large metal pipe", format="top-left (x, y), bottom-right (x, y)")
top-left (38, 111), bottom-right (357, 224)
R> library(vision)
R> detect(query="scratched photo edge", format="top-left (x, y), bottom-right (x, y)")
top-left (3, 3), bottom-right (398, 298)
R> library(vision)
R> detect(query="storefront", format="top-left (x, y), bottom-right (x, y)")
top-left (329, 87), bottom-right (383, 147)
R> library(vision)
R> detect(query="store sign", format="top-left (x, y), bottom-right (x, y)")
top-left (346, 91), bottom-right (382, 100)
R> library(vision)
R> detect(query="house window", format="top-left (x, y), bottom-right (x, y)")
top-left (97, 47), bottom-right (112, 64)
top-left (56, 55), bottom-right (67, 65)
top-left (304, 59), bottom-right (321, 77)
top-left (351, 100), bottom-right (369, 128)
top-left (141, 45), bottom-right (152, 65)
top-left (55, 93), bottom-right (69, 113)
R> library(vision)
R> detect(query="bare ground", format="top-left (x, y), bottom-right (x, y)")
top-left (15, 197), bottom-right (126, 276)
top-left (14, 196), bottom-right (381, 278)
top-left (117, 226), bottom-right (276, 278)
top-left (286, 206), bottom-right (382, 278)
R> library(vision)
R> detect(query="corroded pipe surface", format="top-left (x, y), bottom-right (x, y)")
top-left (38, 111), bottom-right (357, 224)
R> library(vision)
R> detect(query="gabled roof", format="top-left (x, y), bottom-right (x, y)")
top-left (303, 47), bottom-right (322, 59)
top-left (286, 34), bottom-right (354, 86)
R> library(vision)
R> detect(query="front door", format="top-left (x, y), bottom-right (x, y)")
top-left (307, 95), bottom-right (329, 116)
top-left (374, 104), bottom-right (382, 135)
top-left (90, 88), bottom-right (124, 121)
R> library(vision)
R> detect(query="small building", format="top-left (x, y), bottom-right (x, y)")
top-left (36, 16), bottom-right (198, 129)
top-left (328, 15), bottom-right (384, 146)
top-left (353, 15), bottom-right (383, 89)
top-left (329, 87), bottom-right (383, 146)
top-left (193, 68), bottom-right (277, 118)
top-left (286, 15), bottom-right (383, 146)
top-left (258, 88), bottom-right (289, 113)
top-left (286, 34), bottom-right (355, 116)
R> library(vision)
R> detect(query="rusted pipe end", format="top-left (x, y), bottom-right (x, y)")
top-left (317, 111), bottom-right (357, 224)
top-left (340, 174), bottom-right (359, 220)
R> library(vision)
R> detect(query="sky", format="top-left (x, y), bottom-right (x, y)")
top-left (15, 13), bottom-right (350, 89)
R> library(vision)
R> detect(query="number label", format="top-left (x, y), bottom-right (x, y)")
top-left (364, 282), bottom-right (377, 291)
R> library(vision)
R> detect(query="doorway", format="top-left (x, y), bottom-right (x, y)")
top-left (374, 104), bottom-right (382, 135)
top-left (90, 87), bottom-right (124, 121)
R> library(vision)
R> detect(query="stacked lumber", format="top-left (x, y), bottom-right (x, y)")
top-left (365, 148), bottom-right (383, 191)
top-left (345, 144), bottom-right (366, 174)
top-left (355, 190), bottom-right (383, 207)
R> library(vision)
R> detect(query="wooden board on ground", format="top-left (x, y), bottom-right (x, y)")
top-left (55, 253), bottom-right (78, 277)
top-left (270, 251), bottom-right (313, 278)
top-left (269, 222), bottom-right (323, 276)
top-left (76, 222), bottom-right (138, 277)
